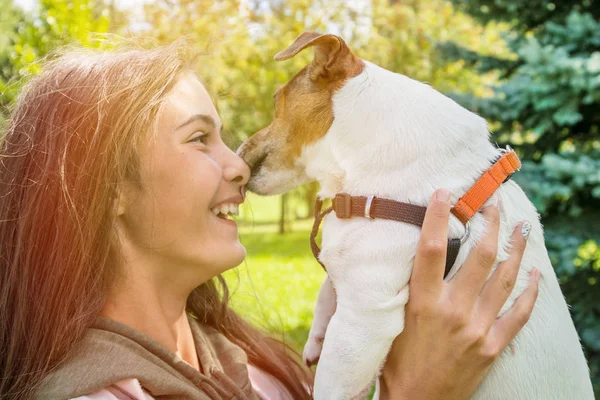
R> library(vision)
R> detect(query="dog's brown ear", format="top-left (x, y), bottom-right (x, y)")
top-left (274, 32), bottom-right (338, 61)
top-left (275, 32), bottom-right (361, 81)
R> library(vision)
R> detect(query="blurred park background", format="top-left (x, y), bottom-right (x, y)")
top-left (0, 0), bottom-right (598, 394)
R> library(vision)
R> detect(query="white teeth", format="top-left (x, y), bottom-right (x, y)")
top-left (211, 203), bottom-right (240, 217)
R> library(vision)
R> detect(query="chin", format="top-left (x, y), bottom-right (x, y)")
top-left (219, 243), bottom-right (247, 271)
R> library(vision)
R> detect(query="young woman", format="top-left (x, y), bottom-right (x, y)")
top-left (0, 42), bottom-right (539, 400)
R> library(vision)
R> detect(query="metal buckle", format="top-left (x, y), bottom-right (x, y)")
top-left (334, 193), bottom-right (352, 219)
top-left (460, 220), bottom-right (471, 245)
top-left (365, 195), bottom-right (375, 219)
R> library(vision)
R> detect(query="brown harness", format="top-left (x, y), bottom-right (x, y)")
top-left (309, 148), bottom-right (521, 278)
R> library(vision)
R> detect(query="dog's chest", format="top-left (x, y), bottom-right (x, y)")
top-left (318, 215), bottom-right (421, 287)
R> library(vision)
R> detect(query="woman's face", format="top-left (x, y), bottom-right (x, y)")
top-left (117, 72), bottom-right (250, 284)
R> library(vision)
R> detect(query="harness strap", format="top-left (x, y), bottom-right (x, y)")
top-left (310, 197), bottom-right (332, 271)
top-left (310, 195), bottom-right (460, 278)
top-left (308, 148), bottom-right (521, 279)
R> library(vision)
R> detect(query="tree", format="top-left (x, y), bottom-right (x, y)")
top-left (11, 0), bottom-right (114, 73)
top-left (443, 1), bottom-right (600, 394)
top-left (0, 0), bottom-right (25, 124)
top-left (1, 0), bottom-right (125, 126)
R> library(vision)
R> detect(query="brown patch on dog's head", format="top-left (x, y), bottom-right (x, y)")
top-left (238, 32), bottom-right (364, 195)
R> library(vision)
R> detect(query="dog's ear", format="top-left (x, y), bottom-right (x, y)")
top-left (275, 32), bottom-right (360, 81)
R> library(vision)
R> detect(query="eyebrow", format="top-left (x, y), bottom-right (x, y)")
top-left (176, 114), bottom-right (221, 130)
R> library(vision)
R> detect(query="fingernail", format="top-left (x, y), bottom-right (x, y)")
top-left (530, 268), bottom-right (541, 283)
top-left (521, 221), bottom-right (531, 240)
top-left (436, 188), bottom-right (450, 203)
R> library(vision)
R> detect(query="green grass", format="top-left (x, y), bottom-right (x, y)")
top-left (224, 193), bottom-right (325, 352)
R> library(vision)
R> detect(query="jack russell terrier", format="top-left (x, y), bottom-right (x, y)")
top-left (237, 32), bottom-right (593, 399)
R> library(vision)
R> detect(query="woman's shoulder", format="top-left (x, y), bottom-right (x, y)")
top-left (71, 379), bottom-right (154, 400)
top-left (35, 318), bottom-right (248, 400)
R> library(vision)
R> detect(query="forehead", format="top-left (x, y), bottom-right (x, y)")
top-left (160, 72), bottom-right (221, 130)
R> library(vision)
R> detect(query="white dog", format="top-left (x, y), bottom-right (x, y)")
top-left (237, 32), bottom-right (594, 399)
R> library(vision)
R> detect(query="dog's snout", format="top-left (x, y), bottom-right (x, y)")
top-left (250, 152), bottom-right (267, 176)
top-left (237, 128), bottom-right (270, 167)
top-left (235, 142), bottom-right (249, 163)
top-left (237, 137), bottom-right (269, 177)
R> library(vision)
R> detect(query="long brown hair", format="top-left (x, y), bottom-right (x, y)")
top-left (0, 42), bottom-right (313, 399)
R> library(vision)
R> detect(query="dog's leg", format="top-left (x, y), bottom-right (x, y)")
top-left (313, 284), bottom-right (409, 400)
top-left (303, 276), bottom-right (337, 367)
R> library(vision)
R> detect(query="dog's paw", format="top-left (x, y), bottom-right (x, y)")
top-left (303, 336), bottom-right (324, 367)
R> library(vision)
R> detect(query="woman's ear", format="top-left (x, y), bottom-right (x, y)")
top-left (114, 183), bottom-right (133, 216)
top-left (116, 193), bottom-right (126, 216)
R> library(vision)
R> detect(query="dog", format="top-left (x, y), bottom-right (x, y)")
top-left (237, 32), bottom-right (594, 400)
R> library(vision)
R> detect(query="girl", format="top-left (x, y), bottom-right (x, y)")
top-left (0, 42), bottom-right (538, 400)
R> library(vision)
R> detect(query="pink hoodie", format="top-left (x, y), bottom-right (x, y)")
top-left (73, 366), bottom-right (382, 400)
top-left (72, 365), bottom-right (291, 400)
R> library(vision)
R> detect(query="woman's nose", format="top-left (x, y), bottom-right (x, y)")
top-left (223, 147), bottom-right (250, 186)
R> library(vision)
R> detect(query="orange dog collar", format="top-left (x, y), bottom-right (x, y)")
top-left (451, 147), bottom-right (521, 225)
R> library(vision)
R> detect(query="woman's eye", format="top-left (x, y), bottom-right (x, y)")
top-left (190, 132), bottom-right (208, 144)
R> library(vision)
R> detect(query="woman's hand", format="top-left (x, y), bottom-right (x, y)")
top-left (381, 189), bottom-right (540, 400)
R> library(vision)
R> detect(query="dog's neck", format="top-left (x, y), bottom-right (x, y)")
top-left (299, 61), bottom-right (501, 206)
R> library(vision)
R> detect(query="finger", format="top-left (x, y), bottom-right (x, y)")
top-left (412, 189), bottom-right (451, 297)
top-left (477, 221), bottom-right (530, 325)
top-left (486, 268), bottom-right (540, 353)
top-left (449, 204), bottom-right (500, 306)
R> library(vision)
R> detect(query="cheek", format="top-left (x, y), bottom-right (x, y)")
top-left (134, 150), bottom-right (222, 238)
top-left (157, 149), bottom-right (220, 201)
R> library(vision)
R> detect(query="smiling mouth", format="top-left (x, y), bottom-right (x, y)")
top-left (210, 203), bottom-right (240, 220)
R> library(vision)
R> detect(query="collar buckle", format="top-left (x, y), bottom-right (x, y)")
top-left (365, 195), bottom-right (375, 219)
